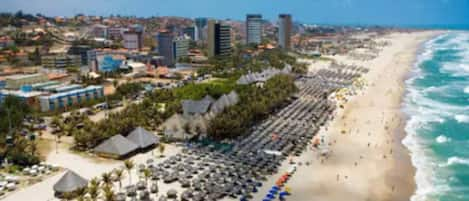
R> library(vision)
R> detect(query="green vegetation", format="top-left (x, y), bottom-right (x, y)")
top-left (72, 78), bottom-right (238, 150)
top-left (208, 74), bottom-right (297, 139)
top-left (0, 96), bottom-right (40, 166)
top-left (108, 82), bottom-right (144, 101)
top-left (68, 47), bottom-right (304, 150)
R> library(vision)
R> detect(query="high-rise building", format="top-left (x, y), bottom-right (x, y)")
top-left (246, 14), bottom-right (263, 45)
top-left (278, 14), bottom-right (292, 49)
top-left (173, 37), bottom-right (190, 62)
top-left (195, 18), bottom-right (208, 41)
top-left (208, 20), bottom-right (232, 57)
top-left (123, 30), bottom-right (144, 50)
top-left (68, 45), bottom-right (91, 65)
top-left (157, 31), bottom-right (175, 66)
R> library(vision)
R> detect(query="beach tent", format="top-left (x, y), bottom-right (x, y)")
top-left (53, 170), bottom-right (88, 195)
top-left (94, 134), bottom-right (138, 159)
top-left (126, 127), bottom-right (159, 149)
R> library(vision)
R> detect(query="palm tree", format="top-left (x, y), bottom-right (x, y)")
top-left (124, 160), bottom-right (134, 185)
top-left (102, 185), bottom-right (115, 201)
top-left (158, 143), bottom-right (165, 158)
top-left (142, 168), bottom-right (152, 185)
top-left (62, 192), bottom-right (75, 201)
top-left (88, 178), bottom-right (99, 201)
top-left (114, 168), bottom-right (124, 191)
top-left (75, 187), bottom-right (88, 201)
top-left (101, 172), bottom-right (112, 187)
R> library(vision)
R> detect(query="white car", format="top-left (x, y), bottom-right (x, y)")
top-left (6, 183), bottom-right (16, 191)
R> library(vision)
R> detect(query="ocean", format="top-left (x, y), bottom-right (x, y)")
top-left (403, 31), bottom-right (469, 201)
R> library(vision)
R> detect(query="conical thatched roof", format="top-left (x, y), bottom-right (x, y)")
top-left (53, 170), bottom-right (88, 193)
top-left (94, 134), bottom-right (138, 157)
top-left (126, 127), bottom-right (159, 149)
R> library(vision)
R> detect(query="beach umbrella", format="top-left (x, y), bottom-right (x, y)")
top-left (150, 183), bottom-right (158, 194)
top-left (116, 193), bottom-right (126, 201)
top-left (266, 193), bottom-right (275, 199)
top-left (167, 189), bottom-right (178, 198)
top-left (136, 181), bottom-right (146, 190)
top-left (158, 195), bottom-right (167, 201)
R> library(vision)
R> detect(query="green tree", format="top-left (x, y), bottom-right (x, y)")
top-left (124, 160), bottom-right (134, 185)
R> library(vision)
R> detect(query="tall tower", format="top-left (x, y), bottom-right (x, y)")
top-left (208, 20), bottom-right (232, 58)
top-left (278, 14), bottom-right (292, 49)
top-left (195, 18), bottom-right (208, 41)
top-left (246, 14), bottom-right (263, 45)
top-left (156, 30), bottom-right (174, 67)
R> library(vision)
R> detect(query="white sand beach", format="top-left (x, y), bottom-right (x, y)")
top-left (253, 31), bottom-right (440, 201)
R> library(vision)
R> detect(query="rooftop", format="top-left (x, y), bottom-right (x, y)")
top-left (5, 73), bottom-right (45, 80)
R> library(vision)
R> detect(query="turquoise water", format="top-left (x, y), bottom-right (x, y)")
top-left (403, 32), bottom-right (469, 201)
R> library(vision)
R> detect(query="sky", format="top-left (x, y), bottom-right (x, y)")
top-left (2, 0), bottom-right (469, 28)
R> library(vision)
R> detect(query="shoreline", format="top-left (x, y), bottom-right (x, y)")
top-left (388, 31), bottom-right (443, 201)
top-left (266, 31), bottom-right (441, 201)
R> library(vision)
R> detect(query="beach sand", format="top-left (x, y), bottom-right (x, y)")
top-left (253, 31), bottom-right (440, 201)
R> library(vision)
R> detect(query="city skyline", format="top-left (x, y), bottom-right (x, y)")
top-left (1, 0), bottom-right (469, 28)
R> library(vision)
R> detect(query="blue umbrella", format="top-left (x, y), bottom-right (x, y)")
top-left (252, 187), bottom-right (258, 193)
top-left (263, 199), bottom-right (271, 201)
top-left (272, 186), bottom-right (280, 191)
top-left (269, 189), bottom-right (278, 195)
top-left (279, 191), bottom-right (289, 196)
top-left (267, 193), bottom-right (275, 199)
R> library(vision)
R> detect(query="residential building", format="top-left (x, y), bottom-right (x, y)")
top-left (208, 20), bottom-right (232, 57)
top-left (41, 54), bottom-right (81, 68)
top-left (195, 18), bottom-right (208, 41)
top-left (91, 24), bottom-right (108, 39)
top-left (0, 36), bottom-right (15, 49)
top-left (246, 14), bottom-right (263, 44)
top-left (278, 14), bottom-right (292, 49)
top-left (173, 36), bottom-right (190, 62)
top-left (0, 89), bottom-right (44, 107)
top-left (156, 31), bottom-right (174, 66)
top-left (108, 26), bottom-right (128, 40)
top-left (123, 31), bottom-right (144, 50)
top-left (39, 85), bottom-right (104, 112)
top-left (67, 45), bottom-right (91, 66)
top-left (4, 73), bottom-right (49, 89)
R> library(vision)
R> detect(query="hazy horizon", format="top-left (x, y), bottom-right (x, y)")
top-left (1, 0), bottom-right (469, 29)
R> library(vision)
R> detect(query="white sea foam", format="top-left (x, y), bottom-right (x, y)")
top-left (404, 33), bottom-right (453, 201)
top-left (441, 62), bottom-right (469, 77)
top-left (454, 114), bottom-right (469, 123)
top-left (464, 86), bottom-right (469, 94)
top-left (436, 135), bottom-right (450, 143)
top-left (446, 157), bottom-right (469, 166)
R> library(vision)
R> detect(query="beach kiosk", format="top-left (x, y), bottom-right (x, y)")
top-left (93, 134), bottom-right (138, 159)
top-left (53, 170), bottom-right (88, 197)
top-left (126, 127), bottom-right (159, 150)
